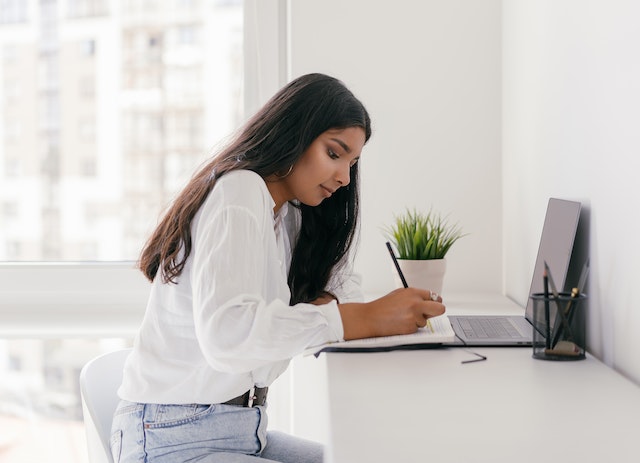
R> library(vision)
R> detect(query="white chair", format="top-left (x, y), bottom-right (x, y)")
top-left (79, 348), bottom-right (132, 463)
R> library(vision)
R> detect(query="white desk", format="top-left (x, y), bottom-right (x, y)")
top-left (321, 295), bottom-right (640, 463)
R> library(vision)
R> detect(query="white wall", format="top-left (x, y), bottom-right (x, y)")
top-left (282, 1), bottom-right (640, 445)
top-left (247, 0), bottom-right (640, 447)
top-left (289, 0), bottom-right (503, 297)
top-left (503, 0), bottom-right (640, 385)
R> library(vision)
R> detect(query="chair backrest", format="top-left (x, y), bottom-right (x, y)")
top-left (79, 348), bottom-right (132, 463)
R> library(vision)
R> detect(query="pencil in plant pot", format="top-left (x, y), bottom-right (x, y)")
top-left (384, 208), bottom-right (465, 295)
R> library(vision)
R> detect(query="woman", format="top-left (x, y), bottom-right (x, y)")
top-left (112, 73), bottom-right (445, 462)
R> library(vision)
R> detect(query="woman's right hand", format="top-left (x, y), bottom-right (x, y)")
top-left (338, 288), bottom-right (446, 340)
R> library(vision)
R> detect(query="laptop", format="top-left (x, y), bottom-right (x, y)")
top-left (447, 198), bottom-right (582, 347)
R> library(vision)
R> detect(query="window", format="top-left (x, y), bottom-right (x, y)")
top-left (80, 156), bottom-right (97, 176)
top-left (79, 39), bottom-right (95, 57)
top-left (0, 0), bottom-right (287, 460)
top-left (67, 0), bottom-right (109, 18)
top-left (0, 1), bottom-right (251, 460)
top-left (175, 24), bottom-right (199, 46)
top-left (0, 0), bottom-right (27, 24)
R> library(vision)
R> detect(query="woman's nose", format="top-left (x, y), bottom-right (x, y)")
top-left (336, 163), bottom-right (351, 186)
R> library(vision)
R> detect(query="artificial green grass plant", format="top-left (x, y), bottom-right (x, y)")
top-left (385, 208), bottom-right (465, 260)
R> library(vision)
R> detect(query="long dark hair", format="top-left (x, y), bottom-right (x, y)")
top-left (138, 73), bottom-right (371, 304)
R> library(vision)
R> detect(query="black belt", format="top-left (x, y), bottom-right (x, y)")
top-left (223, 386), bottom-right (268, 407)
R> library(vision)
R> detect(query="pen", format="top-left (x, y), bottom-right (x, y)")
top-left (386, 241), bottom-right (408, 288)
top-left (577, 259), bottom-right (590, 294)
top-left (565, 259), bottom-right (590, 327)
top-left (545, 262), bottom-right (574, 346)
top-left (543, 263), bottom-right (551, 349)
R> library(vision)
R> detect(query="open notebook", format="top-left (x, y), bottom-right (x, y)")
top-left (305, 314), bottom-right (455, 356)
top-left (446, 198), bottom-right (582, 347)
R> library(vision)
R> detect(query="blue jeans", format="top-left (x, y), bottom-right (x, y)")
top-left (111, 400), bottom-right (323, 462)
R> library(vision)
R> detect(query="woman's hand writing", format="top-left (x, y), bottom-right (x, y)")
top-left (338, 288), bottom-right (445, 340)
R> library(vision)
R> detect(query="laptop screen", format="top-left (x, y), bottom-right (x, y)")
top-left (524, 198), bottom-right (582, 321)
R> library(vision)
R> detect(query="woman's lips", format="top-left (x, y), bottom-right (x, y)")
top-left (320, 185), bottom-right (335, 198)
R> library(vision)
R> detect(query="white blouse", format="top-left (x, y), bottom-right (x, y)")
top-left (118, 169), bottom-right (363, 405)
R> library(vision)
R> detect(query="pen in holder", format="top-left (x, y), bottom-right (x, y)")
top-left (530, 291), bottom-right (586, 361)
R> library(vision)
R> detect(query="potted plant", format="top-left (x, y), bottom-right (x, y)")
top-left (384, 208), bottom-right (466, 295)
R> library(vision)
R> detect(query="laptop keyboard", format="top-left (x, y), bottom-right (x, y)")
top-left (459, 317), bottom-right (524, 339)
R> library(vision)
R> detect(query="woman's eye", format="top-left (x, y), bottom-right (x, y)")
top-left (328, 149), bottom-right (340, 160)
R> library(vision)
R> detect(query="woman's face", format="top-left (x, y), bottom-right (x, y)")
top-left (269, 127), bottom-right (366, 210)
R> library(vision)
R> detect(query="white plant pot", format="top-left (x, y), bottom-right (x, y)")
top-left (391, 258), bottom-right (447, 295)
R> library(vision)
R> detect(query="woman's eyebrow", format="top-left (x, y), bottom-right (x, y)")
top-left (330, 137), bottom-right (351, 154)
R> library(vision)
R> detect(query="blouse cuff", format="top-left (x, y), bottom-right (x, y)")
top-left (325, 299), bottom-right (345, 342)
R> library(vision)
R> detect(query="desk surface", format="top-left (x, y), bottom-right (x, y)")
top-left (322, 294), bottom-right (640, 463)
